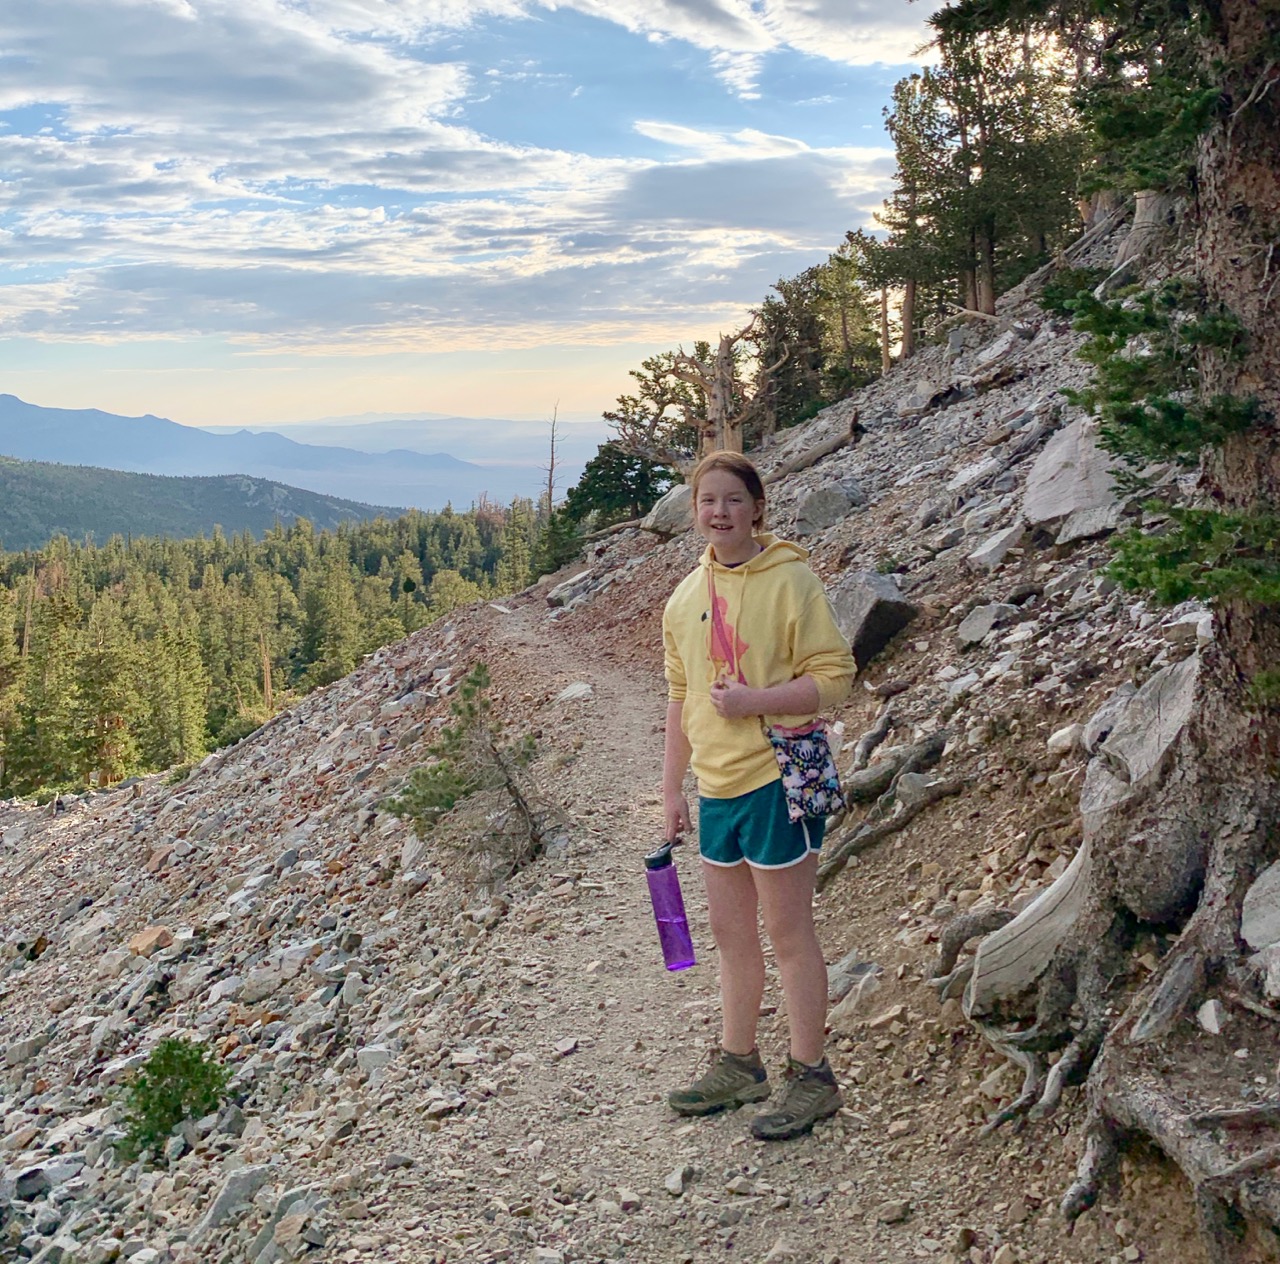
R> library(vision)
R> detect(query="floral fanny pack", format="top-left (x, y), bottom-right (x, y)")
top-left (764, 720), bottom-right (847, 823)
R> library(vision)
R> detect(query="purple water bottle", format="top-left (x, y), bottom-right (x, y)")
top-left (645, 842), bottom-right (696, 971)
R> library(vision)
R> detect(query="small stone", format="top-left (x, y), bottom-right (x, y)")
top-left (992, 1246), bottom-right (1018, 1264)
top-left (874, 1199), bottom-right (910, 1224)
top-left (556, 682), bottom-right (594, 702)
top-left (894, 772), bottom-right (940, 810)
top-left (1047, 723), bottom-right (1083, 754)
top-left (966, 524), bottom-right (1025, 573)
top-left (356, 1044), bottom-right (394, 1073)
top-left (867, 1004), bottom-right (906, 1030)
top-left (192, 1164), bottom-right (272, 1238)
top-left (128, 926), bottom-right (174, 957)
top-left (1197, 999), bottom-right (1226, 1035)
top-left (665, 1165), bottom-right (693, 1197)
top-left (5, 1032), bottom-right (50, 1067)
top-left (618, 1188), bottom-right (642, 1212)
top-left (957, 603), bottom-right (1020, 647)
top-left (554, 1037), bottom-right (578, 1058)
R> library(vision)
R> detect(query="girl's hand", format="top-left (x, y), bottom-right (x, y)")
top-left (664, 792), bottom-right (691, 842)
top-left (709, 679), bottom-right (759, 720)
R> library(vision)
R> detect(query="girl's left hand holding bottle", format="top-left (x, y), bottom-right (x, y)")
top-left (664, 791), bottom-right (691, 843)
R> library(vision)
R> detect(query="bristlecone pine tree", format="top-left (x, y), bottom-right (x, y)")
top-left (933, 1), bottom-right (1280, 1257)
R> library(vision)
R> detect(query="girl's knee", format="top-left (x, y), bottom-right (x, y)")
top-left (764, 917), bottom-right (820, 965)
top-left (709, 914), bottom-right (761, 956)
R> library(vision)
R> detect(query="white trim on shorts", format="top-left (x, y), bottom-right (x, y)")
top-left (700, 820), bottom-right (820, 871)
top-left (743, 819), bottom-right (819, 870)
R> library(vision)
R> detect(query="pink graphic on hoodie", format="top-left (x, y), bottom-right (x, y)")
top-left (709, 589), bottom-right (749, 685)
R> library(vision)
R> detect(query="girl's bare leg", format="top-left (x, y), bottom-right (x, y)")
top-left (702, 860), bottom-right (765, 1055)
top-left (755, 853), bottom-right (827, 1065)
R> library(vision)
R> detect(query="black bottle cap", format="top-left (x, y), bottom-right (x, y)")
top-left (644, 842), bottom-right (675, 870)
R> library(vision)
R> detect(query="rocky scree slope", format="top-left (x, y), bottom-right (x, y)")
top-left (0, 226), bottom-right (1250, 1264)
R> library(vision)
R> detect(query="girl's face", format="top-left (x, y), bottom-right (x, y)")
top-left (695, 468), bottom-right (764, 564)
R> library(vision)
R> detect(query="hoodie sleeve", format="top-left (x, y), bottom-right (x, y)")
top-left (793, 589), bottom-right (855, 712)
top-left (662, 605), bottom-right (688, 702)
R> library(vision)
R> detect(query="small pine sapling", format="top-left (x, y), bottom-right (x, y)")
top-left (120, 1037), bottom-right (231, 1160)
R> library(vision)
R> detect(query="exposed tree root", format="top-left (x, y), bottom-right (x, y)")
top-left (976, 1028), bottom-right (1044, 1137)
top-left (1069, 1057), bottom-right (1280, 1260)
top-left (1194, 1105), bottom-right (1280, 1129)
top-left (849, 703), bottom-right (895, 772)
top-left (934, 906), bottom-right (1017, 981)
top-left (1061, 1116), bottom-right (1117, 1224)
top-left (816, 769), bottom-right (965, 893)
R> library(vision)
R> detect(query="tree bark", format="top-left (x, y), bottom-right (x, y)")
top-left (977, 225), bottom-right (997, 316)
top-left (954, 13), bottom-right (1280, 1251)
top-left (879, 287), bottom-right (891, 375)
top-left (901, 279), bottom-right (917, 360)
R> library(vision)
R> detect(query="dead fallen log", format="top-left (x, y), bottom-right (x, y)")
top-left (763, 412), bottom-right (861, 485)
top-left (579, 516), bottom-right (644, 543)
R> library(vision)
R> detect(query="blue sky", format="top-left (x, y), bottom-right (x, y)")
top-left (0, 0), bottom-right (938, 437)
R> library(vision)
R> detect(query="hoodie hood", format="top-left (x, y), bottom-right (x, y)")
top-left (698, 532), bottom-right (808, 574)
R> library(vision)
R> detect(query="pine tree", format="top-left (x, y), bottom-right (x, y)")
top-left (0, 589), bottom-right (22, 790)
top-left (72, 597), bottom-right (139, 786)
top-left (304, 551), bottom-right (363, 687)
top-left (11, 586), bottom-right (82, 790)
top-left (494, 499), bottom-right (534, 596)
top-left (428, 570), bottom-right (483, 618)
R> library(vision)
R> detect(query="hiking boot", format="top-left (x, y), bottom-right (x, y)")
top-left (750, 1056), bottom-right (842, 1140)
top-left (668, 1048), bottom-right (771, 1117)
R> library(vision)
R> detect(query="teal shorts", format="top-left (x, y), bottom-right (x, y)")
top-left (698, 780), bottom-right (825, 870)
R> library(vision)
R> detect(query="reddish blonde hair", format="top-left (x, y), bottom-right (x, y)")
top-left (689, 452), bottom-right (767, 529)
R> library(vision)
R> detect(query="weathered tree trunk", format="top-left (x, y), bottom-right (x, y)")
top-left (952, 8), bottom-right (1280, 1255)
top-left (901, 279), bottom-right (917, 360)
top-left (961, 257), bottom-right (979, 314)
top-left (977, 225), bottom-right (997, 316)
top-left (879, 288), bottom-right (891, 374)
top-left (1114, 189), bottom-right (1178, 268)
top-left (706, 334), bottom-right (741, 456)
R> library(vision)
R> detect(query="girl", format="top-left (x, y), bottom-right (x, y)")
top-left (662, 451), bottom-right (855, 1141)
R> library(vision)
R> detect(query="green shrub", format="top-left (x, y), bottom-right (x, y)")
top-left (120, 1037), bottom-right (231, 1159)
top-left (1038, 266), bottom-right (1108, 316)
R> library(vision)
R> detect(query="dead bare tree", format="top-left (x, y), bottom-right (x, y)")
top-left (541, 404), bottom-right (559, 517)
top-left (670, 319), bottom-right (788, 457)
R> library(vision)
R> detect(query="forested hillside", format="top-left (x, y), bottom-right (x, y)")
top-left (0, 456), bottom-right (396, 550)
top-left (0, 501), bottom-right (544, 796)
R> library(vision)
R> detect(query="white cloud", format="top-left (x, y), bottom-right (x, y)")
top-left (762, 0), bottom-right (942, 67)
top-left (0, 0), bottom-right (920, 417)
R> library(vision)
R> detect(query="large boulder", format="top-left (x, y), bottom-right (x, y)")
top-left (641, 484), bottom-right (692, 535)
top-left (831, 572), bottom-right (918, 671)
top-left (957, 603), bottom-right (1020, 647)
top-left (1023, 418), bottom-right (1121, 533)
top-left (794, 483), bottom-right (854, 536)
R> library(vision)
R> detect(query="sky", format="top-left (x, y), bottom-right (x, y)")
top-left (0, 0), bottom-right (939, 436)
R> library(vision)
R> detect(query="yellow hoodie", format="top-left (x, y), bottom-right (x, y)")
top-left (663, 534), bottom-right (855, 799)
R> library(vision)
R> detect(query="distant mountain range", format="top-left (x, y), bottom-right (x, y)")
top-left (0, 456), bottom-right (396, 551)
top-left (0, 394), bottom-right (588, 508)
top-left (203, 414), bottom-right (604, 474)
